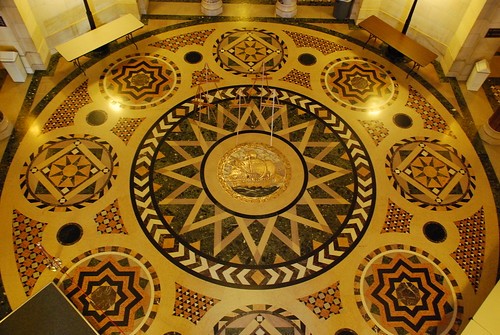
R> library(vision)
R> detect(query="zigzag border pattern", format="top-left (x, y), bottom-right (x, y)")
top-left (132, 86), bottom-right (374, 288)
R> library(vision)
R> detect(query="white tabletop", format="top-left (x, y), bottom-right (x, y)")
top-left (56, 14), bottom-right (144, 62)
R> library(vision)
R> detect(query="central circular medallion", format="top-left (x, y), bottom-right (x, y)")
top-left (132, 86), bottom-right (375, 288)
top-left (201, 131), bottom-right (305, 218)
top-left (219, 142), bottom-right (290, 201)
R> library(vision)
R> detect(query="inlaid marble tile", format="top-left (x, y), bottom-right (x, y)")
top-left (406, 85), bottom-right (455, 138)
top-left (149, 29), bottom-right (215, 52)
top-left (12, 209), bottom-right (48, 296)
top-left (94, 199), bottom-right (128, 235)
top-left (299, 282), bottom-right (342, 320)
top-left (41, 80), bottom-right (91, 133)
top-left (381, 199), bottom-right (412, 234)
top-left (173, 283), bottom-right (219, 325)
top-left (451, 207), bottom-right (486, 292)
top-left (57, 247), bottom-right (160, 335)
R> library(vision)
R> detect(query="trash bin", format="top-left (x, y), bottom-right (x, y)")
top-left (0, 51), bottom-right (27, 83)
top-left (466, 59), bottom-right (490, 92)
top-left (333, 0), bottom-right (353, 20)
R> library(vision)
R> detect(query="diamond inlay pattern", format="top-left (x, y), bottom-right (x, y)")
top-left (359, 119), bottom-right (389, 145)
top-left (280, 68), bottom-right (312, 89)
top-left (20, 135), bottom-right (118, 212)
top-left (213, 304), bottom-right (308, 335)
top-left (173, 283), bottom-right (219, 324)
top-left (381, 200), bottom-right (412, 234)
top-left (406, 86), bottom-right (455, 138)
top-left (451, 207), bottom-right (486, 292)
top-left (214, 28), bottom-right (287, 75)
top-left (149, 29), bottom-right (215, 52)
top-left (386, 137), bottom-right (475, 210)
top-left (191, 65), bottom-right (222, 87)
top-left (110, 117), bottom-right (145, 144)
top-left (283, 30), bottom-right (350, 55)
top-left (94, 199), bottom-right (128, 235)
top-left (299, 282), bottom-right (342, 320)
top-left (42, 80), bottom-right (92, 133)
top-left (12, 209), bottom-right (48, 296)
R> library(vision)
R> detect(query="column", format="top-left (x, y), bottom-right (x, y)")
top-left (479, 106), bottom-right (500, 145)
top-left (275, 0), bottom-right (297, 18)
top-left (0, 111), bottom-right (13, 141)
top-left (201, 0), bottom-right (223, 16)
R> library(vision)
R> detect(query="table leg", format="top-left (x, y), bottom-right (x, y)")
top-left (362, 33), bottom-right (377, 49)
top-left (406, 62), bottom-right (420, 78)
top-left (72, 58), bottom-right (86, 76)
top-left (126, 33), bottom-right (138, 50)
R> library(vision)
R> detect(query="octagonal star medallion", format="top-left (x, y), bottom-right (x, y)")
top-left (355, 245), bottom-right (463, 335)
top-left (58, 249), bottom-right (159, 335)
top-left (322, 58), bottom-right (397, 111)
top-left (99, 53), bottom-right (180, 109)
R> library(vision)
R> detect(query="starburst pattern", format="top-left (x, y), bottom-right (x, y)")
top-left (132, 86), bottom-right (374, 287)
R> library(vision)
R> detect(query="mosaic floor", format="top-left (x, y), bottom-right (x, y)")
top-left (0, 18), bottom-right (498, 335)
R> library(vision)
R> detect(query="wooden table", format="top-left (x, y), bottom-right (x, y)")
top-left (359, 15), bottom-right (437, 77)
top-left (56, 14), bottom-right (144, 74)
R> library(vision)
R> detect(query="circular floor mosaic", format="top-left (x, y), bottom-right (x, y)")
top-left (20, 135), bottom-right (118, 211)
top-left (99, 53), bottom-right (180, 109)
top-left (322, 57), bottom-right (397, 111)
top-left (386, 137), bottom-right (475, 210)
top-left (214, 28), bottom-right (287, 75)
top-left (213, 304), bottom-right (308, 335)
top-left (57, 248), bottom-right (160, 335)
top-left (132, 86), bottom-right (374, 288)
top-left (355, 245), bottom-right (463, 335)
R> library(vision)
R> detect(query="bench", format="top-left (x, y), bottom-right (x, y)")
top-left (359, 15), bottom-right (438, 77)
top-left (56, 14), bottom-right (144, 74)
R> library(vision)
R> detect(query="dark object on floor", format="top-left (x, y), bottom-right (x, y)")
top-left (57, 222), bottom-right (84, 245)
top-left (298, 53), bottom-right (317, 66)
top-left (423, 221), bottom-right (447, 243)
top-left (0, 282), bottom-right (99, 335)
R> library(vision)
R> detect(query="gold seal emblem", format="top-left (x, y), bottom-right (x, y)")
top-left (218, 142), bottom-right (290, 202)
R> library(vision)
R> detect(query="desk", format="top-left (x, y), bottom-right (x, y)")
top-left (359, 15), bottom-right (437, 76)
top-left (56, 14), bottom-right (144, 73)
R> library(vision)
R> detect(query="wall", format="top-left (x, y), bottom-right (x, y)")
top-left (0, 0), bottom-right (140, 73)
top-left (28, 0), bottom-right (140, 51)
top-left (0, 0), bottom-right (47, 73)
top-left (445, 0), bottom-right (499, 80)
top-left (355, 0), bottom-right (499, 79)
